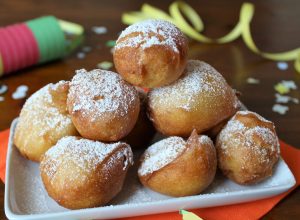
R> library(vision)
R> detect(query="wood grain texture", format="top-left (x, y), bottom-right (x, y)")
top-left (0, 0), bottom-right (299, 219)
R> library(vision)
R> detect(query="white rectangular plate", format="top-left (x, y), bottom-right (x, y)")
top-left (5, 119), bottom-right (296, 220)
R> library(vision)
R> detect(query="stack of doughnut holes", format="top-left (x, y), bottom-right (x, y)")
top-left (13, 19), bottom-right (280, 210)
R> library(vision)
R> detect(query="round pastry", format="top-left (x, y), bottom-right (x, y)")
top-left (216, 110), bottom-right (280, 185)
top-left (67, 69), bottom-right (140, 141)
top-left (14, 81), bottom-right (78, 162)
top-left (113, 19), bottom-right (188, 88)
top-left (148, 60), bottom-right (240, 137)
top-left (205, 99), bottom-right (243, 138)
top-left (122, 88), bottom-right (156, 149)
top-left (138, 130), bottom-right (217, 197)
top-left (40, 136), bottom-right (133, 209)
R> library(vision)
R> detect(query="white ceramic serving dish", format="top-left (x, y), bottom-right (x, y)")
top-left (5, 119), bottom-right (296, 220)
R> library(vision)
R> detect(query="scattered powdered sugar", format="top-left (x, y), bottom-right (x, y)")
top-left (69, 69), bottom-right (138, 120)
top-left (20, 81), bottom-right (72, 137)
top-left (43, 136), bottom-right (133, 182)
top-left (12, 153), bottom-right (52, 214)
top-left (138, 136), bottom-right (186, 176)
top-left (115, 19), bottom-right (184, 53)
top-left (111, 151), bottom-right (169, 205)
top-left (149, 60), bottom-right (231, 111)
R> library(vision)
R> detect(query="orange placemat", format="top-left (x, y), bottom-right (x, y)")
top-left (0, 129), bottom-right (299, 220)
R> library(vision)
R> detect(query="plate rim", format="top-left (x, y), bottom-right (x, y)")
top-left (5, 118), bottom-right (296, 220)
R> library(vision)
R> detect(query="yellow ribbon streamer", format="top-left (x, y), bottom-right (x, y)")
top-left (180, 210), bottom-right (203, 220)
top-left (122, 1), bottom-right (300, 73)
top-left (58, 19), bottom-right (84, 36)
top-left (58, 19), bottom-right (84, 54)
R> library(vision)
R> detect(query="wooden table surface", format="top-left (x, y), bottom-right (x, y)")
top-left (0, 0), bottom-right (299, 219)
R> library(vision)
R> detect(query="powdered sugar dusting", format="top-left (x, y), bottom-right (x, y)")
top-left (138, 137), bottom-right (186, 176)
top-left (20, 81), bottom-right (72, 138)
top-left (199, 135), bottom-right (214, 145)
top-left (42, 136), bottom-right (133, 183)
top-left (150, 60), bottom-right (233, 111)
top-left (217, 111), bottom-right (280, 164)
top-left (246, 126), bottom-right (280, 154)
top-left (238, 110), bottom-right (273, 124)
top-left (68, 69), bottom-right (138, 120)
top-left (115, 19), bottom-right (185, 53)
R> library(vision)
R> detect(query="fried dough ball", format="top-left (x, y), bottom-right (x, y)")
top-left (113, 19), bottom-right (188, 88)
top-left (148, 60), bottom-right (240, 137)
top-left (40, 136), bottom-right (133, 209)
top-left (14, 81), bottom-right (78, 162)
top-left (138, 130), bottom-right (217, 197)
top-left (216, 111), bottom-right (280, 185)
top-left (67, 69), bottom-right (140, 142)
top-left (122, 88), bottom-right (156, 149)
top-left (205, 99), bottom-right (243, 139)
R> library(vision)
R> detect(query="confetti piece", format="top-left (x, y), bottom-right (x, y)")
top-left (275, 93), bottom-right (290, 103)
top-left (0, 84), bottom-right (8, 95)
top-left (58, 19), bottom-right (84, 36)
top-left (272, 104), bottom-right (289, 115)
top-left (16, 85), bottom-right (28, 93)
top-left (82, 46), bottom-right (92, 53)
top-left (106, 40), bottom-right (116, 47)
top-left (180, 210), bottom-right (203, 220)
top-left (0, 96), bottom-right (4, 102)
top-left (246, 77), bottom-right (260, 84)
top-left (12, 85), bottom-right (28, 100)
top-left (277, 61), bottom-right (288, 70)
top-left (274, 83), bottom-right (290, 95)
top-left (281, 80), bottom-right (297, 90)
top-left (97, 61), bottom-right (113, 70)
top-left (77, 52), bottom-right (86, 59)
top-left (12, 91), bottom-right (26, 99)
top-left (110, 47), bottom-right (115, 54)
top-left (92, 26), bottom-right (107, 34)
top-left (275, 93), bottom-right (299, 104)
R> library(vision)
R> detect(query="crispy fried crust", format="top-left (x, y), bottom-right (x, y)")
top-left (148, 60), bottom-right (240, 137)
top-left (113, 21), bottom-right (188, 88)
top-left (216, 111), bottom-right (280, 185)
top-left (14, 81), bottom-right (78, 162)
top-left (40, 139), bottom-right (133, 209)
top-left (138, 130), bottom-right (217, 197)
top-left (67, 69), bottom-right (140, 142)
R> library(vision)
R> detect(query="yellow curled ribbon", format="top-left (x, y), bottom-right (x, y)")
top-left (122, 1), bottom-right (300, 73)
top-left (58, 19), bottom-right (84, 54)
top-left (180, 209), bottom-right (203, 220)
